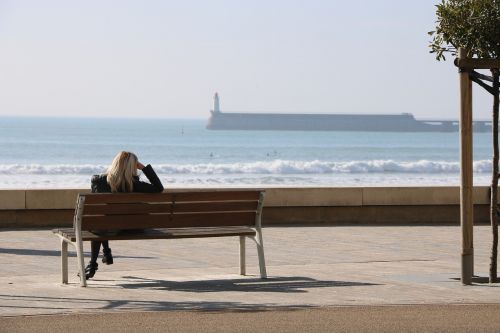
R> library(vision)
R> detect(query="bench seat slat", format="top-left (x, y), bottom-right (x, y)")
top-left (82, 211), bottom-right (256, 230)
top-left (83, 201), bottom-right (258, 215)
top-left (53, 226), bottom-right (256, 242)
top-left (172, 191), bottom-right (260, 202)
top-left (82, 191), bottom-right (260, 204)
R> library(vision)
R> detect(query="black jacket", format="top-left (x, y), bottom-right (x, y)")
top-left (91, 164), bottom-right (164, 193)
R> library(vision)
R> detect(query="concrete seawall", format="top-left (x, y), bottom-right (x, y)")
top-left (0, 187), bottom-right (495, 228)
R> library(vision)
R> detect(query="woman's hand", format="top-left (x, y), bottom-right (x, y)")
top-left (137, 162), bottom-right (145, 170)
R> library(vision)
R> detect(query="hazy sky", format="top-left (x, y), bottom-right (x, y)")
top-left (0, 0), bottom-right (493, 119)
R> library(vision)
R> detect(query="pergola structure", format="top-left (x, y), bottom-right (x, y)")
top-left (456, 48), bottom-right (500, 285)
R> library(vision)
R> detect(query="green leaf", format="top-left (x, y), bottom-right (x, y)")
top-left (428, 0), bottom-right (500, 61)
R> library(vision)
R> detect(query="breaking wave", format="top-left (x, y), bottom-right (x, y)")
top-left (0, 160), bottom-right (492, 175)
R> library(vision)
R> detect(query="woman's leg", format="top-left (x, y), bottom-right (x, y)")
top-left (101, 240), bottom-right (113, 265)
top-left (90, 241), bottom-right (101, 264)
top-left (79, 241), bottom-right (100, 279)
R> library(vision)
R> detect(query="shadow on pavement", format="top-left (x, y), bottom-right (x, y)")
top-left (450, 276), bottom-right (500, 284)
top-left (0, 247), bottom-right (156, 259)
top-left (0, 293), bottom-right (317, 313)
top-left (117, 276), bottom-right (380, 293)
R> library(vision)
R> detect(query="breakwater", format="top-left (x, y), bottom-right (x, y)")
top-left (207, 111), bottom-right (492, 132)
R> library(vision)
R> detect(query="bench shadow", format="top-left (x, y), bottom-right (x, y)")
top-left (0, 247), bottom-right (156, 259)
top-left (0, 293), bottom-right (316, 313)
top-left (117, 276), bottom-right (380, 293)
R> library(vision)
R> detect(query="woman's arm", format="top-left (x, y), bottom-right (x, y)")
top-left (133, 164), bottom-right (164, 193)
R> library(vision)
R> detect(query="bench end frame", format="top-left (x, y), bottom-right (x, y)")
top-left (255, 192), bottom-right (267, 278)
top-left (74, 195), bottom-right (87, 287)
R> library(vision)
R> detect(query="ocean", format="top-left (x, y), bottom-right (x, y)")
top-left (0, 116), bottom-right (495, 189)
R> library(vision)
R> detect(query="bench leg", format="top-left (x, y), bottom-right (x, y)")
top-left (239, 236), bottom-right (246, 275)
top-left (61, 239), bottom-right (68, 284)
top-left (252, 231), bottom-right (267, 279)
top-left (75, 240), bottom-right (87, 287)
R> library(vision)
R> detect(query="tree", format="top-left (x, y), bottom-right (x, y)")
top-left (429, 0), bottom-right (500, 283)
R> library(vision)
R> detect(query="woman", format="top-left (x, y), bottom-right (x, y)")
top-left (83, 151), bottom-right (164, 280)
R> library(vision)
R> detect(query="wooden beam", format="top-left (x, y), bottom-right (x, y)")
top-left (470, 70), bottom-right (494, 83)
top-left (469, 72), bottom-right (495, 95)
top-left (459, 48), bottom-right (474, 285)
top-left (455, 58), bottom-right (500, 70)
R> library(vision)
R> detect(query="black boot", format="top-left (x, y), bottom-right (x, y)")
top-left (84, 262), bottom-right (98, 280)
top-left (102, 248), bottom-right (114, 265)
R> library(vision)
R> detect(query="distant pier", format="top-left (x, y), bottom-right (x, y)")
top-left (207, 111), bottom-right (492, 132)
top-left (206, 93), bottom-right (492, 132)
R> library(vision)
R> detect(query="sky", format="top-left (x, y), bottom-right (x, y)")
top-left (0, 0), bottom-right (493, 120)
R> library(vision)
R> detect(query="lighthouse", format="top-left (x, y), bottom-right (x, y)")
top-left (213, 92), bottom-right (221, 113)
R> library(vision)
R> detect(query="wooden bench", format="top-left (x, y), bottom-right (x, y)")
top-left (52, 190), bottom-right (267, 287)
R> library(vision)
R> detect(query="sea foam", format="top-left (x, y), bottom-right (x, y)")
top-left (0, 160), bottom-right (492, 175)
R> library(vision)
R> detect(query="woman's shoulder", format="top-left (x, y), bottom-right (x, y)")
top-left (91, 174), bottom-right (111, 193)
top-left (91, 174), bottom-right (107, 184)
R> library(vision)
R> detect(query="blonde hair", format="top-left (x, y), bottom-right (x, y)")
top-left (106, 151), bottom-right (138, 192)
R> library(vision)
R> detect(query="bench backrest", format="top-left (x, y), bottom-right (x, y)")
top-left (74, 190), bottom-right (264, 231)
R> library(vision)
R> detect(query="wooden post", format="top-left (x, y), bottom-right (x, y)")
top-left (459, 48), bottom-right (474, 285)
top-left (490, 68), bottom-right (499, 283)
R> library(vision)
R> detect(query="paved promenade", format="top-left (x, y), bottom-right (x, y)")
top-left (1, 226), bottom-right (500, 331)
